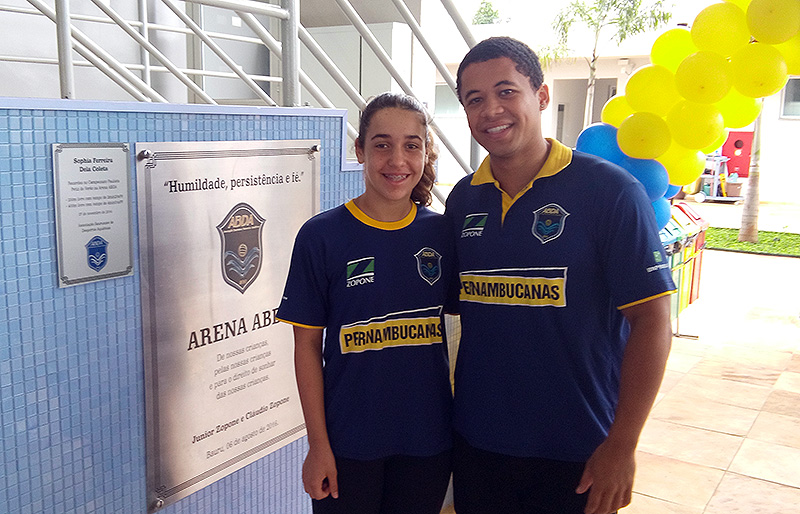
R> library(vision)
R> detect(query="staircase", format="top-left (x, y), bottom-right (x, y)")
top-left (0, 0), bottom-right (479, 203)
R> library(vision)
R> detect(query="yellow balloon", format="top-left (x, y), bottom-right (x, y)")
top-left (775, 33), bottom-right (800, 75)
top-left (650, 28), bottom-right (698, 74)
top-left (747, 0), bottom-right (800, 45)
top-left (691, 3), bottom-right (750, 57)
top-left (601, 95), bottom-right (634, 127)
top-left (666, 101), bottom-right (725, 150)
top-left (624, 65), bottom-right (681, 116)
top-left (617, 112), bottom-right (672, 159)
top-left (701, 129), bottom-right (730, 155)
top-left (730, 43), bottom-right (789, 98)
top-left (657, 142), bottom-right (707, 186)
top-left (724, 0), bottom-right (753, 11)
top-left (674, 51), bottom-right (732, 104)
top-left (715, 88), bottom-right (763, 128)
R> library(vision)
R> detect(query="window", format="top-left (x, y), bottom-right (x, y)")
top-left (434, 85), bottom-right (463, 116)
top-left (782, 78), bottom-right (800, 118)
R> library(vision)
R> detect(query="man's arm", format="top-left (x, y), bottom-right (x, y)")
top-left (576, 294), bottom-right (672, 514)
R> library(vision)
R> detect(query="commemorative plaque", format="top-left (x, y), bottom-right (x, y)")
top-left (136, 140), bottom-right (319, 512)
top-left (52, 143), bottom-right (133, 287)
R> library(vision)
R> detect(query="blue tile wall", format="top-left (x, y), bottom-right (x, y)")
top-left (0, 99), bottom-right (362, 514)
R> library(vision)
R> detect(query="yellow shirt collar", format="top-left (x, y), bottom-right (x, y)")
top-left (345, 200), bottom-right (417, 230)
top-left (470, 138), bottom-right (573, 223)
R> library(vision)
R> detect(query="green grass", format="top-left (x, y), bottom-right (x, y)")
top-left (705, 227), bottom-right (800, 257)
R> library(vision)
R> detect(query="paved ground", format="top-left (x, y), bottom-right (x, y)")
top-left (625, 250), bottom-right (800, 513)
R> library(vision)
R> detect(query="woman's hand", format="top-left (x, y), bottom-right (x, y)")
top-left (303, 444), bottom-right (339, 500)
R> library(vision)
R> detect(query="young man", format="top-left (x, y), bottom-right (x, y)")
top-left (445, 37), bottom-right (676, 514)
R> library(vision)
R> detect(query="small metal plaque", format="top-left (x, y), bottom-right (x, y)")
top-left (52, 143), bottom-right (133, 287)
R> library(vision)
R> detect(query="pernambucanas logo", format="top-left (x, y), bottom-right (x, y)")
top-left (346, 257), bottom-right (375, 288)
top-left (461, 213), bottom-right (488, 238)
top-left (217, 203), bottom-right (265, 294)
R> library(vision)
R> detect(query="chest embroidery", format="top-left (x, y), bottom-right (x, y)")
top-left (532, 203), bottom-right (570, 244)
top-left (346, 256), bottom-right (375, 288)
top-left (415, 247), bottom-right (442, 285)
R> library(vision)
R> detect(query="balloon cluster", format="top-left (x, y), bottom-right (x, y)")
top-left (575, 0), bottom-right (799, 230)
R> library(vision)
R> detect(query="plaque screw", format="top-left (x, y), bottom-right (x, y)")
top-left (139, 150), bottom-right (153, 160)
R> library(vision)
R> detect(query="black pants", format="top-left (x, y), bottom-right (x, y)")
top-left (312, 450), bottom-right (452, 514)
top-left (453, 432), bottom-right (603, 514)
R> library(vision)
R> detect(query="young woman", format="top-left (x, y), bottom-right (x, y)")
top-left (276, 92), bottom-right (453, 514)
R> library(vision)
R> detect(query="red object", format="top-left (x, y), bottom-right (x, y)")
top-left (673, 202), bottom-right (708, 305)
top-left (673, 202), bottom-right (709, 249)
top-left (722, 131), bottom-right (754, 178)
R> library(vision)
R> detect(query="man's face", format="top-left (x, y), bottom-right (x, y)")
top-left (459, 57), bottom-right (549, 161)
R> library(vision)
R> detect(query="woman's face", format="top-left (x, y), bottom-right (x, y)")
top-left (355, 107), bottom-right (427, 206)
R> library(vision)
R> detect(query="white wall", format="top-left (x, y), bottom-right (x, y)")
top-left (759, 93), bottom-right (800, 205)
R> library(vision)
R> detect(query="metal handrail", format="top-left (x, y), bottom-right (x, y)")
top-left (138, 0), bottom-right (151, 87)
top-left (333, 0), bottom-right (473, 177)
top-left (239, 13), bottom-right (359, 141)
top-left (161, 0), bottom-right (277, 105)
top-left (55, 0), bottom-right (74, 98)
top-left (189, 0), bottom-right (289, 19)
top-left (438, 0), bottom-right (482, 170)
top-left (280, 0), bottom-right (300, 106)
top-left (298, 25), bottom-right (367, 112)
top-left (390, 0), bottom-right (456, 92)
top-left (0, 4), bottom-right (287, 47)
top-left (21, 0), bottom-right (292, 105)
top-left (0, 54), bottom-right (279, 85)
top-left (4, 0), bottom-right (480, 182)
top-left (28, 0), bottom-right (164, 101)
top-left (439, 0), bottom-right (478, 48)
top-left (89, 0), bottom-right (216, 104)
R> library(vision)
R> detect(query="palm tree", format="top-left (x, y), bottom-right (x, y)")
top-left (553, 0), bottom-right (672, 128)
top-left (738, 113), bottom-right (761, 243)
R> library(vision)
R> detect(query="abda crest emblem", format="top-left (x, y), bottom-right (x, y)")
top-left (217, 203), bottom-right (265, 293)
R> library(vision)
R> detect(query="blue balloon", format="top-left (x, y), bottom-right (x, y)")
top-left (664, 184), bottom-right (681, 199)
top-left (652, 197), bottom-right (672, 231)
top-left (575, 123), bottom-right (626, 165)
top-left (619, 156), bottom-right (669, 202)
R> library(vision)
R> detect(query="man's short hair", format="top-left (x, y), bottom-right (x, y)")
top-left (456, 37), bottom-right (544, 103)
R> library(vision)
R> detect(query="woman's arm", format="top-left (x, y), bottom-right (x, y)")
top-left (294, 325), bottom-right (339, 500)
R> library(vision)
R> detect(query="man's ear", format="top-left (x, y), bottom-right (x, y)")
top-left (537, 84), bottom-right (551, 110)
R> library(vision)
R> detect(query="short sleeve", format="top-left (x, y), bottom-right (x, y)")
top-left (598, 181), bottom-right (676, 309)
top-left (276, 222), bottom-right (329, 328)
